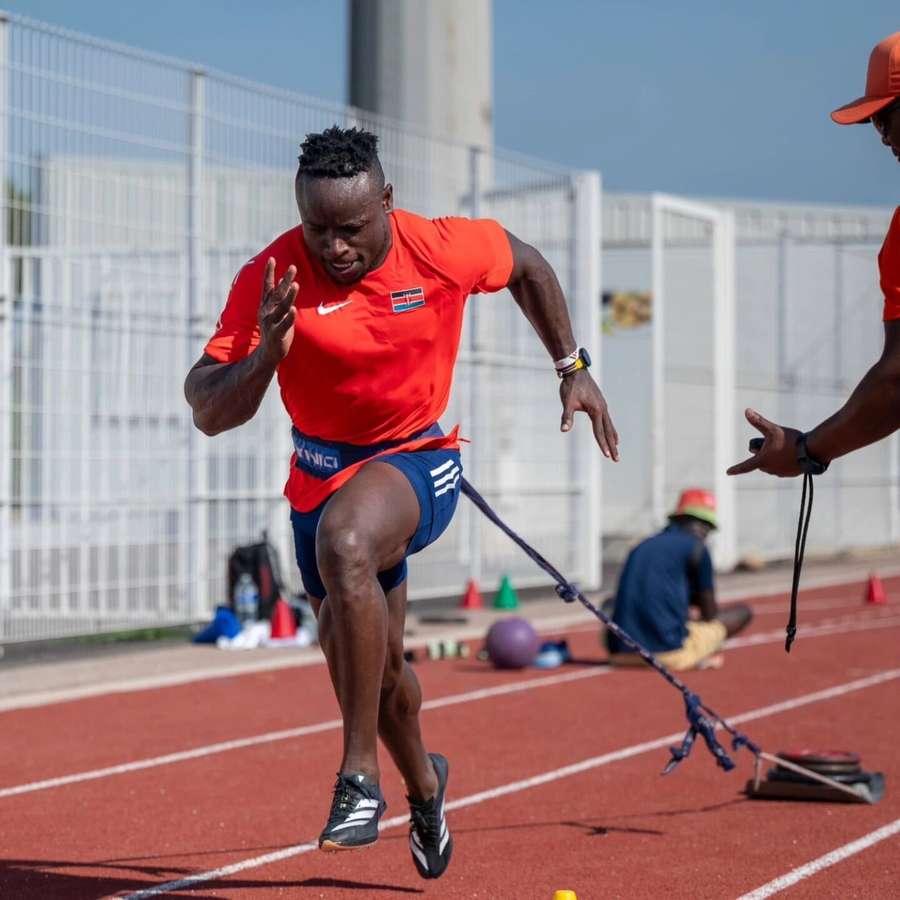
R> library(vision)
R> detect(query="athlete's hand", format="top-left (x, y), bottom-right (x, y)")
top-left (257, 258), bottom-right (298, 365)
top-left (560, 370), bottom-right (619, 461)
top-left (727, 408), bottom-right (802, 477)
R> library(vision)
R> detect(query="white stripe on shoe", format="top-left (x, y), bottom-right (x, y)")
top-left (327, 797), bottom-right (381, 832)
top-left (410, 834), bottom-right (429, 870)
top-left (338, 809), bottom-right (378, 823)
top-left (330, 812), bottom-right (378, 832)
top-left (439, 797), bottom-right (449, 852)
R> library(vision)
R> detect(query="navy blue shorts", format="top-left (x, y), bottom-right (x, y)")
top-left (290, 441), bottom-right (462, 600)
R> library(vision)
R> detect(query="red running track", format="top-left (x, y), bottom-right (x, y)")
top-left (1, 576), bottom-right (899, 899)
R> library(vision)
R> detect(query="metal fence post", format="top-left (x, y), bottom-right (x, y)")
top-left (650, 194), bottom-right (666, 528)
top-left (833, 243), bottom-right (844, 546)
top-left (713, 210), bottom-right (737, 570)
top-left (466, 144), bottom-right (483, 586)
top-left (186, 68), bottom-right (208, 622)
top-left (0, 15), bottom-right (10, 637)
top-left (572, 170), bottom-right (602, 588)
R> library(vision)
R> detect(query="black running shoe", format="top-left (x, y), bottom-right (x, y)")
top-left (408, 753), bottom-right (453, 879)
top-left (318, 773), bottom-right (386, 851)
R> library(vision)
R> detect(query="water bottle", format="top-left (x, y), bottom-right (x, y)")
top-left (234, 573), bottom-right (259, 623)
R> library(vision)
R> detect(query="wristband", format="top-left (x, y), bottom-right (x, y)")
top-left (795, 433), bottom-right (829, 475)
top-left (554, 351), bottom-right (579, 372)
top-left (557, 347), bottom-right (592, 379)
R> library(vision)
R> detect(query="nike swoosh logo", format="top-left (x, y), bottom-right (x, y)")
top-left (317, 300), bottom-right (353, 316)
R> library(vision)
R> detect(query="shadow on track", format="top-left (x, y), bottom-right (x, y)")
top-left (0, 857), bottom-right (424, 898)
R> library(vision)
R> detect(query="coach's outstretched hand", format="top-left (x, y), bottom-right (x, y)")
top-left (258, 258), bottom-right (299, 365)
top-left (560, 370), bottom-right (619, 461)
top-left (727, 408), bottom-right (802, 477)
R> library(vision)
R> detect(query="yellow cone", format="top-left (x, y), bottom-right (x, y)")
top-left (553, 892), bottom-right (577, 900)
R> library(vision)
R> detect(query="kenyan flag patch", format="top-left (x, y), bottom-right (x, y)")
top-left (390, 287), bottom-right (426, 313)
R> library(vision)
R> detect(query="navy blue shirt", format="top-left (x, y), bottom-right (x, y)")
top-left (608, 523), bottom-right (715, 654)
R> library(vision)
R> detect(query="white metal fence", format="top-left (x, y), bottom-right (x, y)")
top-left (3, 12), bottom-right (895, 643)
top-left (602, 193), bottom-right (897, 567)
top-left (0, 13), bottom-right (600, 641)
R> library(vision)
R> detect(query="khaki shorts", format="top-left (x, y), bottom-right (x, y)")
top-left (608, 619), bottom-right (728, 672)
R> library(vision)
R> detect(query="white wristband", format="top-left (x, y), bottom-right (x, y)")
top-left (554, 350), bottom-right (579, 371)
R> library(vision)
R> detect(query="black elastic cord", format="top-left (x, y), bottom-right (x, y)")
top-left (460, 477), bottom-right (762, 774)
top-left (786, 472), bottom-right (814, 652)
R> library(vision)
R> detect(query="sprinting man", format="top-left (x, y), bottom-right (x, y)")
top-left (606, 489), bottom-right (752, 671)
top-left (728, 31), bottom-right (900, 479)
top-left (184, 127), bottom-right (617, 879)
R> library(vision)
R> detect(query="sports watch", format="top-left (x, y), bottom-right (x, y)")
top-left (556, 347), bottom-right (592, 379)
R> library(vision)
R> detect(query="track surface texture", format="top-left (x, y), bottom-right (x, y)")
top-left (2, 573), bottom-right (899, 899)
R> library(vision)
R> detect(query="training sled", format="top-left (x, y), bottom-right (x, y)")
top-left (746, 750), bottom-right (885, 804)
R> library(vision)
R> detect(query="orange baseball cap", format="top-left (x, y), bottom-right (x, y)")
top-left (670, 488), bottom-right (717, 529)
top-left (831, 31), bottom-right (900, 125)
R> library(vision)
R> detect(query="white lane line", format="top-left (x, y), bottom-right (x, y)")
top-left (736, 817), bottom-right (900, 899)
top-left (119, 841), bottom-right (324, 899)
top-left (725, 615), bottom-right (900, 649)
top-left (748, 596), bottom-right (870, 616)
top-left (117, 667), bottom-right (900, 899)
top-left (0, 655), bottom-right (321, 714)
top-left (717, 565), bottom-right (900, 605)
top-left (0, 616), bottom-right (599, 713)
top-left (558, 610), bottom-right (900, 644)
top-left (7, 569), bottom-right (897, 713)
top-left (8, 613), bottom-right (900, 800)
top-left (0, 668), bottom-right (609, 799)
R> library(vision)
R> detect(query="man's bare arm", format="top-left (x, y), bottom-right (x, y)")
top-left (184, 258), bottom-right (298, 436)
top-left (690, 588), bottom-right (718, 622)
top-left (504, 229), bottom-right (619, 460)
top-left (185, 352), bottom-right (279, 436)
top-left (729, 321), bottom-right (900, 476)
top-left (505, 231), bottom-right (578, 360)
top-left (806, 320), bottom-right (900, 463)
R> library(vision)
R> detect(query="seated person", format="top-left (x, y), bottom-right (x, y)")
top-left (605, 489), bottom-right (752, 671)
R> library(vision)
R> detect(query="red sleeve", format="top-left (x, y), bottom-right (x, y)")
top-left (431, 217), bottom-right (514, 294)
top-left (880, 207), bottom-right (900, 322)
top-left (204, 256), bottom-right (265, 362)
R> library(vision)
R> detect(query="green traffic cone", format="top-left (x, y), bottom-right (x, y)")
top-left (494, 574), bottom-right (519, 610)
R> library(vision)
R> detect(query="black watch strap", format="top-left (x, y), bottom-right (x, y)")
top-left (796, 434), bottom-right (829, 475)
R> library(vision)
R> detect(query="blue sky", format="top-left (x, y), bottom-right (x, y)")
top-left (9, 0), bottom-right (898, 205)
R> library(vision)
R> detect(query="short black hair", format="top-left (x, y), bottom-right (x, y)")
top-left (296, 126), bottom-right (383, 181)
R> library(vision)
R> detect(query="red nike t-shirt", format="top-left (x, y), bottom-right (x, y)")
top-left (880, 207), bottom-right (900, 321)
top-left (204, 209), bottom-right (513, 511)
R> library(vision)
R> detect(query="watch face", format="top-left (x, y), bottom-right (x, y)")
top-left (579, 347), bottom-right (592, 368)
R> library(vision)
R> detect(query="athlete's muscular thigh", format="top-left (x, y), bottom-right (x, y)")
top-left (315, 461), bottom-right (420, 578)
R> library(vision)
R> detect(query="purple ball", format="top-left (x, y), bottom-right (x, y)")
top-left (485, 617), bottom-right (540, 669)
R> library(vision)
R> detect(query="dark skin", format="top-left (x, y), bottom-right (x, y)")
top-left (184, 167), bottom-right (619, 800)
top-left (728, 99), bottom-right (900, 477)
top-left (676, 518), bottom-right (752, 638)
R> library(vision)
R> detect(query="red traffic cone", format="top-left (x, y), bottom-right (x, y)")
top-left (270, 597), bottom-right (297, 638)
top-left (865, 573), bottom-right (887, 606)
top-left (460, 579), bottom-right (483, 610)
